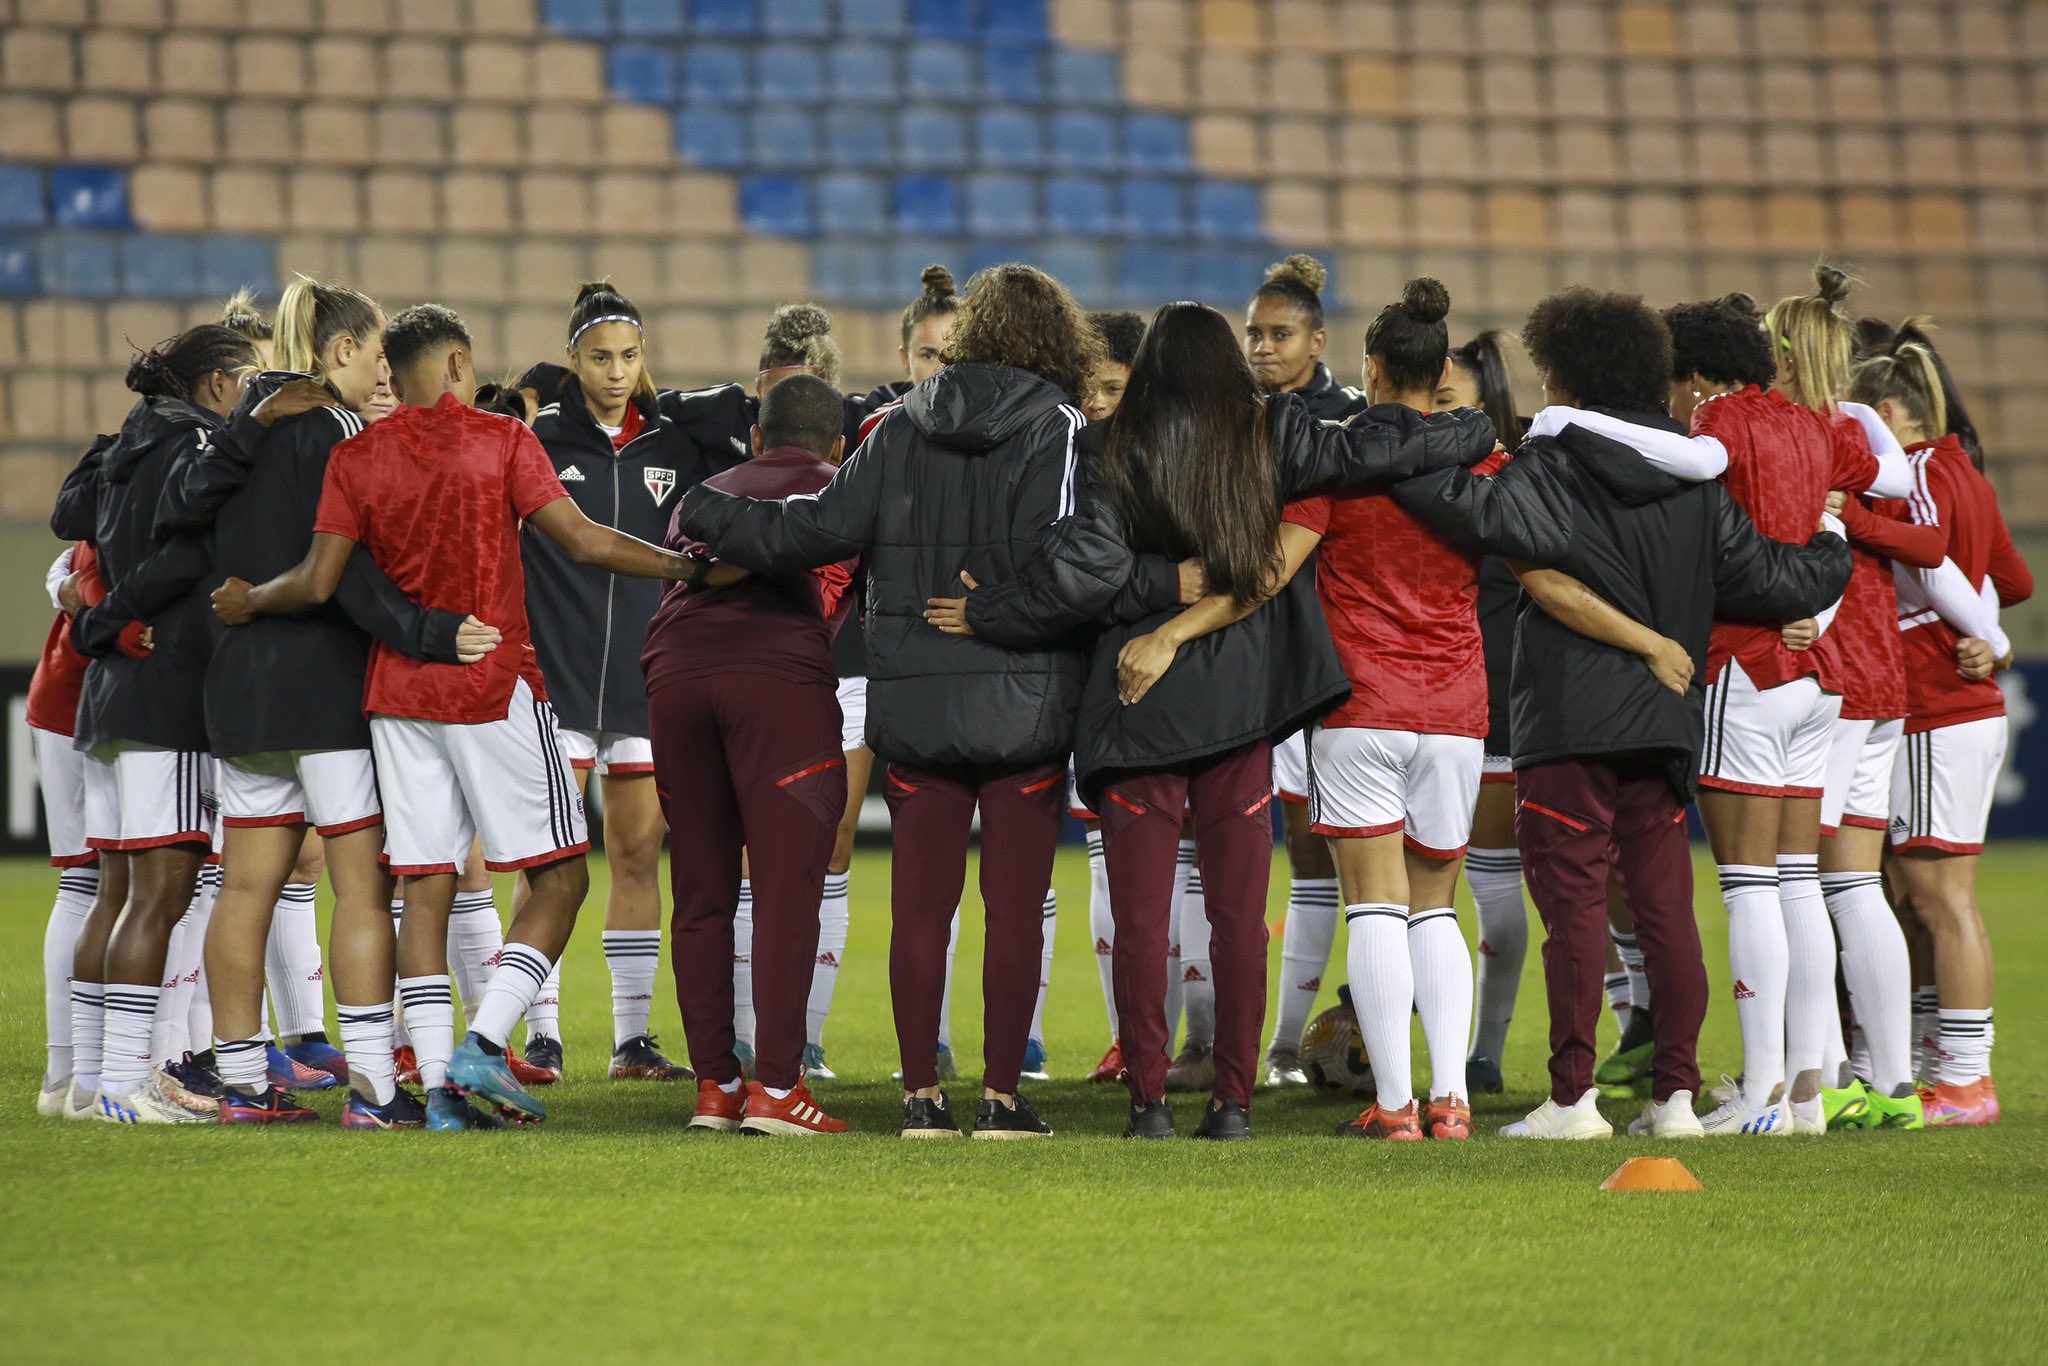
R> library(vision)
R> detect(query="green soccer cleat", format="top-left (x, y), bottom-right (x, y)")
top-left (1861, 1082), bottom-right (1926, 1131)
top-left (1822, 1080), bottom-right (1872, 1131)
top-left (1594, 1010), bottom-right (1654, 1097)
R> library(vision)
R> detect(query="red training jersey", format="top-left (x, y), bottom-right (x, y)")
top-left (1829, 496), bottom-right (1946, 720)
top-left (314, 391), bottom-right (568, 725)
top-left (25, 543), bottom-right (104, 737)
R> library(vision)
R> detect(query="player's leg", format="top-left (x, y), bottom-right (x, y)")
top-left (1081, 819), bottom-right (1125, 1081)
top-left (807, 678), bottom-right (871, 1080)
top-left (1609, 762), bottom-right (1708, 1139)
top-left (733, 854), bottom-right (755, 1073)
top-left (68, 845), bottom-right (126, 1117)
top-left (1098, 767), bottom-right (1195, 1137)
top-left (1403, 734), bottom-right (1482, 1138)
top-left (447, 841), bottom-right (503, 1025)
top-left (599, 761), bottom-right (688, 1081)
top-left (1777, 688), bottom-right (1844, 1132)
top-left (1269, 732), bottom-right (1340, 1082)
top-left (268, 830), bottom-right (337, 1081)
top-left (1462, 766), bottom-right (1523, 1093)
top-left (33, 727), bottom-right (95, 1110)
top-left (1023, 881), bottom-right (1056, 1082)
top-left (1184, 740), bottom-right (1276, 1138)
top-left (965, 762), bottom-right (1063, 1139)
top-left (883, 764), bottom-right (976, 1136)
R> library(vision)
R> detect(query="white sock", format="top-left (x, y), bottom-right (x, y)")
top-left (336, 1001), bottom-right (397, 1104)
top-left (476, 943), bottom-right (554, 1050)
top-left (1719, 864), bottom-right (1788, 1109)
top-left (70, 981), bottom-right (105, 1095)
top-left (213, 1035), bottom-right (267, 1095)
top-left (398, 975), bottom-right (455, 1091)
top-left (447, 888), bottom-right (503, 1025)
top-left (1345, 903), bottom-right (1414, 1111)
top-left (603, 929), bottom-right (660, 1048)
top-left (1028, 887), bottom-right (1056, 1045)
top-left (1271, 875), bottom-right (1339, 1053)
top-left (1937, 1007), bottom-right (1993, 1086)
top-left (1911, 986), bottom-right (1940, 1083)
top-left (151, 909), bottom-right (194, 1064)
top-left (99, 982), bottom-right (160, 1097)
top-left (1178, 869), bottom-right (1214, 1050)
top-left (43, 868), bottom-right (95, 1084)
top-left (523, 961), bottom-right (562, 1044)
top-left (1603, 970), bottom-right (1631, 1026)
top-left (1848, 1023), bottom-right (1873, 1085)
top-left (1611, 928), bottom-right (1650, 1017)
top-left (1822, 871), bottom-right (1913, 1094)
top-left (1776, 854), bottom-right (1835, 1095)
top-left (1408, 908), bottom-right (1473, 1100)
top-left (807, 871), bottom-right (850, 1047)
top-left (1163, 839), bottom-right (1195, 1041)
top-left (732, 878), bottom-right (755, 1048)
top-left (265, 881), bottom-right (324, 1038)
top-left (1086, 830), bottom-right (1118, 1038)
top-left (1464, 850), bottom-right (1524, 1064)
top-left (187, 869), bottom-right (215, 1057)
top-left (938, 907), bottom-right (959, 1050)
top-left (389, 896), bottom-right (412, 1048)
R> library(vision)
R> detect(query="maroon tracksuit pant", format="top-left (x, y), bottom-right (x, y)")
top-left (1099, 739), bottom-right (1274, 1108)
top-left (1515, 756), bottom-right (1707, 1105)
top-left (649, 672), bottom-right (846, 1092)
top-left (883, 760), bottom-right (1064, 1094)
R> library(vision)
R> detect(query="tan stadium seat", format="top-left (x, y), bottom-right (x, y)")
top-left (436, 240), bottom-right (512, 300)
top-left (1756, 62), bottom-right (1819, 123)
top-left (1265, 52), bottom-right (1336, 111)
top-left (389, 3), bottom-right (469, 39)
top-left (80, 29), bottom-right (157, 95)
top-left (222, 100), bottom-right (299, 165)
top-left (1546, 59), bottom-right (1612, 120)
top-left (1760, 128), bottom-right (1825, 187)
top-left (130, 164), bottom-right (209, 231)
top-left (1263, 180), bottom-right (1334, 244)
top-left (65, 98), bottom-right (142, 164)
top-left (1337, 119), bottom-right (1408, 180)
top-left (1623, 252), bottom-right (1699, 304)
top-left (96, 0), bottom-right (169, 29)
top-left (1192, 52), bottom-right (1264, 113)
top-left (1817, 6), bottom-right (1881, 60)
top-left (1267, 116), bottom-right (1336, 179)
top-left (143, 99), bottom-right (222, 164)
top-left (1988, 325), bottom-right (2048, 390)
top-left (383, 40), bottom-right (456, 101)
top-left (274, 232), bottom-right (352, 284)
top-left (517, 171), bottom-right (594, 236)
top-left (1968, 130), bottom-right (2035, 191)
top-left (1833, 191), bottom-right (1904, 255)
top-left (211, 167), bottom-right (288, 233)
top-left (1482, 125), bottom-right (1550, 185)
top-left (1478, 59), bottom-right (1544, 120)
top-left (1974, 194), bottom-right (2042, 255)
top-left (1883, 6), bottom-right (1953, 63)
top-left (0, 96), bottom-right (64, 161)
top-left (1192, 113), bottom-right (1262, 176)
top-left (373, 105), bottom-right (448, 169)
top-left (1905, 194), bottom-right (1973, 253)
top-left (600, 107), bottom-right (677, 170)
top-left (1199, 0), bottom-right (1269, 53)
top-left (298, 101), bottom-right (376, 168)
top-left (1821, 64), bottom-right (1887, 125)
top-left (29, 300), bottom-right (107, 370)
top-left (1482, 188), bottom-right (1552, 249)
top-left (531, 42), bottom-right (608, 105)
top-left (1695, 190), bottom-right (1757, 251)
top-left (2025, 5), bottom-right (2048, 60)
top-left (1472, 3), bottom-right (1543, 54)
top-left (1901, 130), bottom-right (1969, 191)
top-left (439, 172), bottom-right (513, 235)
top-left (1621, 127), bottom-right (1688, 187)
top-left (469, 0), bottom-right (542, 38)
top-left (308, 37), bottom-right (381, 100)
top-left (1271, 1), bottom-right (1340, 55)
top-left (526, 108), bottom-right (601, 170)
top-left (355, 237), bottom-right (434, 301)
top-left (1614, 4), bottom-right (1680, 58)
top-left (1686, 62), bottom-right (1754, 123)
top-left (1414, 186), bottom-right (1478, 247)
top-left (1335, 183), bottom-right (1407, 247)
top-left (1680, 4), bottom-right (1748, 61)
top-left (1053, 0), bottom-right (1123, 48)
top-left (1341, 56), bottom-right (1404, 115)
top-left (1482, 251), bottom-right (1556, 313)
top-left (506, 303), bottom-right (572, 368)
top-left (1906, 260), bottom-right (1983, 325)
top-left (1616, 62), bottom-right (1683, 122)
top-left (1412, 122), bottom-right (1480, 183)
top-left (1546, 3), bottom-right (1610, 55)
top-left (1984, 262), bottom-right (2048, 321)
top-left (1552, 123), bottom-right (1618, 185)
top-left (1408, 58), bottom-right (1473, 116)
top-left (511, 242), bottom-right (589, 303)
top-left (1762, 190), bottom-right (1831, 252)
top-left (1689, 121), bottom-right (1760, 186)
top-left (1123, 50), bottom-right (1192, 109)
top-left (1751, 7), bottom-right (1816, 58)
top-left (462, 40), bottom-right (537, 104)
top-left (3, 27), bottom-right (78, 93)
top-left (594, 172), bottom-right (670, 236)
top-left (170, 0), bottom-right (251, 30)
top-left (233, 36), bottom-right (309, 99)
top-left (286, 168), bottom-right (363, 233)
top-left (450, 106), bottom-right (525, 170)
top-left (104, 302), bottom-right (187, 359)
top-left (159, 34), bottom-right (232, 98)
top-left (366, 171), bottom-right (441, 235)
top-left (1128, 0), bottom-right (1194, 49)
top-left (1828, 128), bottom-right (1897, 189)
top-left (1963, 68), bottom-right (2026, 129)
top-left (1404, 0), bottom-right (1473, 56)
top-left (736, 239), bottom-right (811, 302)
top-left (665, 240), bottom-right (739, 304)
top-left (672, 174), bottom-right (740, 236)
top-left (1555, 188), bottom-right (1618, 248)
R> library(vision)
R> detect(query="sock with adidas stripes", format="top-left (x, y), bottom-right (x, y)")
top-left (389, 896), bottom-right (412, 1048)
top-left (732, 879), bottom-right (755, 1049)
top-left (43, 868), bottom-right (95, 1085)
top-left (1409, 908), bottom-right (1473, 1100)
top-left (151, 907), bottom-right (196, 1065)
top-left (807, 871), bottom-right (850, 1047)
top-left (337, 1001), bottom-right (397, 1105)
top-left (213, 1035), bottom-right (268, 1097)
top-left (1086, 829), bottom-right (1118, 1038)
top-left (99, 982), bottom-right (160, 1099)
top-left (187, 867), bottom-right (219, 1055)
top-left (1464, 850), bottom-right (1524, 1065)
top-left (1822, 870), bottom-right (1913, 1095)
top-left (265, 881), bottom-right (324, 1038)
top-left (70, 981), bottom-right (105, 1097)
top-left (399, 975), bottom-right (455, 1092)
top-left (1937, 1007), bottom-right (1994, 1087)
top-left (1178, 869), bottom-right (1215, 1050)
top-left (522, 961), bottom-right (562, 1045)
top-left (475, 944), bottom-right (554, 1053)
top-left (1719, 863), bottom-right (1789, 1110)
top-left (1610, 928), bottom-right (1650, 1019)
top-left (1777, 853), bottom-right (1836, 1097)
top-left (603, 929), bottom-right (660, 1049)
top-left (447, 888), bottom-right (503, 1025)
top-left (1911, 985), bottom-right (1940, 1083)
top-left (1028, 887), bottom-right (1056, 1046)
top-left (1346, 903), bottom-right (1414, 1111)
top-left (1271, 875), bottom-right (1340, 1055)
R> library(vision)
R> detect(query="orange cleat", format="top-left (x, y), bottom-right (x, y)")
top-left (508, 1046), bottom-right (559, 1087)
top-left (687, 1078), bottom-right (745, 1133)
top-left (1982, 1075), bottom-right (2000, 1124)
top-left (739, 1080), bottom-right (848, 1136)
top-left (1085, 1040), bottom-right (1125, 1084)
top-left (394, 1045), bottom-right (420, 1087)
top-left (1925, 1078), bottom-right (1994, 1127)
top-left (1338, 1100), bottom-right (1424, 1141)
top-left (1424, 1094), bottom-right (1473, 1140)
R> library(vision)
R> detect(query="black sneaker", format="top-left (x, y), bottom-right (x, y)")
top-left (609, 1034), bottom-right (695, 1082)
top-left (1194, 1100), bottom-right (1251, 1141)
top-left (973, 1092), bottom-right (1052, 1140)
top-left (1124, 1098), bottom-right (1175, 1139)
top-left (166, 1054), bottom-right (226, 1099)
top-left (900, 1092), bottom-right (962, 1139)
top-left (521, 1035), bottom-right (564, 1085)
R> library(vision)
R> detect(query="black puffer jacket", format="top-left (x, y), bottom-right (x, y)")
top-left (676, 363), bottom-right (1175, 770)
top-left (1295, 362), bottom-right (1372, 422)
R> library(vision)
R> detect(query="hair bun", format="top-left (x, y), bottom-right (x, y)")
top-left (573, 279), bottom-right (619, 306)
top-left (765, 302), bottom-right (833, 350)
top-left (1813, 264), bottom-right (1856, 306)
top-left (919, 264), bottom-right (956, 299)
top-left (1401, 276), bottom-right (1450, 325)
top-left (1717, 291), bottom-right (1760, 318)
top-left (1264, 253), bottom-right (1328, 296)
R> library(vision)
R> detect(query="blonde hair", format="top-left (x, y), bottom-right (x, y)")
top-left (217, 287), bottom-right (273, 344)
top-left (274, 275), bottom-right (381, 378)
top-left (759, 303), bottom-right (842, 389)
top-left (1764, 264), bottom-right (1857, 412)
top-left (1848, 343), bottom-right (1948, 440)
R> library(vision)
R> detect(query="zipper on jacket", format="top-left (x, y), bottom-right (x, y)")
top-left (597, 454), bottom-right (619, 730)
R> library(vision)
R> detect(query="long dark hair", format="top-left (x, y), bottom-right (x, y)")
top-left (1097, 302), bottom-right (1278, 610)
top-left (1446, 330), bottom-right (1522, 445)
top-left (124, 324), bottom-right (258, 402)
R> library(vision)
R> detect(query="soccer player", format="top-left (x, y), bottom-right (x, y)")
top-left (645, 374), bottom-right (858, 1137)
top-left (212, 303), bottom-right (701, 1129)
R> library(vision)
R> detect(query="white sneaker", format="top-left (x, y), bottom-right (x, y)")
top-left (38, 1077), bottom-right (70, 1117)
top-left (1788, 1095), bottom-right (1826, 1135)
top-left (1704, 1072), bottom-right (1744, 1106)
top-left (1501, 1086), bottom-right (1612, 1139)
top-left (64, 1082), bottom-right (98, 1120)
top-left (1627, 1089), bottom-right (1705, 1139)
top-left (1699, 1085), bottom-right (1790, 1136)
top-left (95, 1080), bottom-right (213, 1125)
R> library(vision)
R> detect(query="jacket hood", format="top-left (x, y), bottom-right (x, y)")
top-left (1556, 407), bottom-right (1688, 508)
top-left (904, 363), bottom-right (1074, 452)
top-left (103, 395), bottom-right (219, 485)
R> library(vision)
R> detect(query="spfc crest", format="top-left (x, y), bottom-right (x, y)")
top-left (644, 467), bottom-right (677, 505)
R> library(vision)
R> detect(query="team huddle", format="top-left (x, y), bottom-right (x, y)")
top-left (27, 248), bottom-right (2027, 1141)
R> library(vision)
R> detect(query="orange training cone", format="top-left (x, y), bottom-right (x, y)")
top-left (1600, 1157), bottom-right (1703, 1192)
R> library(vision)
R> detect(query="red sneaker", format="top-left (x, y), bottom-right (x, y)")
top-left (1337, 1100), bottom-right (1424, 1141)
top-left (1424, 1094), bottom-right (1473, 1140)
top-left (394, 1046), bottom-right (420, 1087)
top-left (1085, 1040), bottom-right (1125, 1084)
top-left (508, 1047), bottom-right (559, 1087)
top-left (688, 1078), bottom-right (745, 1133)
top-left (739, 1080), bottom-right (848, 1136)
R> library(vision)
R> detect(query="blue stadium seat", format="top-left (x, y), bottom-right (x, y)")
top-left (607, 44), bottom-right (678, 102)
top-left (1114, 243), bottom-right (1187, 307)
top-left (681, 44), bottom-right (751, 102)
top-left (121, 234), bottom-right (199, 299)
top-left (838, 0), bottom-right (906, 36)
top-left (760, 0), bottom-right (829, 36)
top-left (1035, 240), bottom-right (1109, 302)
top-left (892, 174), bottom-right (960, 234)
top-left (974, 108), bottom-right (1040, 169)
top-left (0, 167), bottom-right (46, 226)
top-left (908, 0), bottom-right (975, 40)
top-left (755, 42), bottom-right (825, 102)
top-left (690, 0), bottom-right (757, 35)
top-left (196, 235), bottom-right (276, 300)
top-left (674, 108), bottom-right (748, 168)
top-left (980, 42), bottom-right (1043, 102)
top-left (1048, 48), bottom-right (1118, 106)
top-left (1192, 182), bottom-right (1263, 242)
top-left (1043, 175), bottom-right (1112, 235)
top-left (615, 0), bottom-right (686, 35)
top-left (1118, 178), bottom-right (1185, 239)
top-left (45, 232), bottom-right (118, 298)
top-left (983, 0), bottom-right (1046, 44)
top-left (1049, 111), bottom-right (1117, 172)
top-left (895, 106), bottom-right (967, 169)
top-left (1125, 114), bottom-right (1190, 174)
top-left (540, 0), bottom-right (612, 38)
top-left (966, 174), bottom-right (1036, 236)
top-left (815, 171), bottom-right (887, 234)
top-left (740, 173), bottom-right (812, 234)
top-left (905, 40), bottom-right (974, 101)
top-left (823, 108), bottom-right (893, 168)
top-left (827, 43), bottom-right (898, 100)
top-left (811, 241), bottom-right (894, 305)
top-left (49, 166), bottom-right (129, 229)
top-left (0, 232), bottom-right (39, 297)
top-left (748, 108), bottom-right (819, 168)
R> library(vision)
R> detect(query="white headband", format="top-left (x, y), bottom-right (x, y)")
top-left (571, 314), bottom-right (643, 347)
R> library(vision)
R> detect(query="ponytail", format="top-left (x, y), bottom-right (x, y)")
top-left (567, 280), bottom-right (655, 400)
top-left (1763, 263), bottom-right (1857, 412)
top-left (1848, 343), bottom-right (1947, 441)
top-left (1893, 316), bottom-right (1985, 471)
top-left (1447, 329), bottom-right (1522, 446)
top-left (899, 263), bottom-right (961, 348)
top-left (218, 287), bottom-right (273, 344)
top-left (124, 324), bottom-right (259, 403)
top-left (274, 275), bottom-right (381, 379)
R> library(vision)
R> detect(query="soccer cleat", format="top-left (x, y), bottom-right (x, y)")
top-left (1086, 1041), bottom-right (1126, 1084)
top-left (394, 1045), bottom-right (421, 1086)
top-left (1124, 1099), bottom-right (1175, 1140)
top-left (1595, 1007), bottom-right (1654, 1085)
top-left (1822, 1081), bottom-right (1872, 1131)
top-left (1982, 1076), bottom-right (2000, 1124)
top-left (1788, 1096), bottom-right (1827, 1135)
top-left (218, 1086), bottom-right (317, 1124)
top-left (1194, 1100), bottom-right (1251, 1141)
top-left (517, 1035), bottom-right (563, 1085)
top-left (156, 1065), bottom-right (219, 1116)
top-left (688, 1079), bottom-right (745, 1133)
top-left (1262, 1047), bottom-right (1309, 1089)
top-left (165, 1054), bottom-right (226, 1100)
top-left (1424, 1094), bottom-right (1473, 1140)
top-left (900, 1092), bottom-right (962, 1139)
top-left (801, 1042), bottom-right (837, 1082)
top-left (64, 1082), bottom-right (97, 1120)
top-left (1163, 1040), bottom-right (1216, 1093)
top-left (1705, 1073), bottom-right (1744, 1107)
top-left (267, 1043), bottom-right (340, 1091)
top-left (343, 1088), bottom-right (428, 1129)
top-left (449, 1033), bottom-right (546, 1124)
top-left (1465, 1055), bottom-right (1505, 1096)
top-left (38, 1077), bottom-right (71, 1117)
top-left (734, 1040), bottom-right (756, 1078)
top-left (281, 1036), bottom-right (349, 1082)
top-left (1627, 1090), bottom-right (1706, 1139)
top-left (1698, 1080), bottom-right (1790, 1136)
top-left (740, 1081), bottom-right (848, 1136)
top-left (1925, 1078), bottom-right (1993, 1127)
top-left (1339, 1100), bottom-right (1426, 1141)
top-left (1501, 1088), bottom-right (1611, 1140)
top-left (97, 1080), bottom-right (213, 1125)
top-left (972, 1092), bottom-right (1052, 1140)
top-left (425, 1086), bottom-right (505, 1132)
top-left (934, 1041), bottom-right (957, 1081)
top-left (1020, 1037), bottom-right (1050, 1083)
top-left (608, 1034), bottom-right (693, 1082)
top-left (1861, 1083), bottom-right (1925, 1131)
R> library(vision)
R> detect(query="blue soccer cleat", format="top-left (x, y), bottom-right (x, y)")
top-left (425, 1086), bottom-right (506, 1132)
top-left (344, 1087), bottom-right (427, 1130)
top-left (267, 1043), bottom-right (340, 1091)
top-left (447, 1033), bottom-right (546, 1124)
top-left (1020, 1037), bottom-right (1050, 1082)
top-left (282, 1037), bottom-right (349, 1083)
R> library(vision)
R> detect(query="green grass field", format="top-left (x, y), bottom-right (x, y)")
top-left (2, 845), bottom-right (2044, 1363)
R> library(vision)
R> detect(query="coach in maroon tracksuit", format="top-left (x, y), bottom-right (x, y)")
top-left (641, 375), bottom-right (859, 1137)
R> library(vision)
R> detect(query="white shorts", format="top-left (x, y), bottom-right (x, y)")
top-left (1820, 717), bottom-right (1903, 836)
top-left (557, 728), bottom-right (655, 777)
top-left (1308, 725), bottom-right (1483, 858)
top-left (1481, 752), bottom-right (1515, 785)
top-left (218, 748), bottom-right (382, 836)
top-left (1699, 659), bottom-right (1839, 799)
top-left (1273, 730), bottom-right (1308, 804)
top-left (31, 725), bottom-right (92, 867)
top-left (370, 677), bottom-right (589, 875)
top-left (835, 675), bottom-right (868, 753)
top-left (1890, 715), bottom-right (2007, 855)
top-left (82, 741), bottom-right (217, 852)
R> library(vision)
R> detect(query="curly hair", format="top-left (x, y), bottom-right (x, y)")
top-left (940, 263), bottom-right (1102, 400)
top-left (1089, 309), bottom-right (1147, 367)
top-left (759, 302), bottom-right (842, 389)
top-left (1665, 294), bottom-right (1775, 390)
top-left (1521, 287), bottom-right (1671, 414)
top-left (1249, 253), bottom-right (1328, 330)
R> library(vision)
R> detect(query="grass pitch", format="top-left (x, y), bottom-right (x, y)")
top-left (1, 845), bottom-right (2044, 1363)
